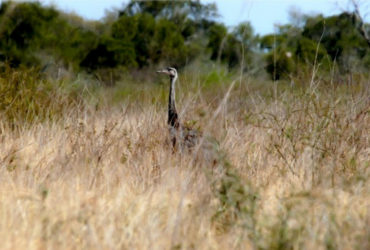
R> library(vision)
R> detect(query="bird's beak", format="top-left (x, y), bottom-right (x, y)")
top-left (156, 69), bottom-right (170, 75)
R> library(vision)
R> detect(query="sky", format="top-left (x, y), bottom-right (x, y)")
top-left (4, 0), bottom-right (370, 35)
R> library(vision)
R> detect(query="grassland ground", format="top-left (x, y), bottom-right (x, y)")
top-left (0, 70), bottom-right (369, 249)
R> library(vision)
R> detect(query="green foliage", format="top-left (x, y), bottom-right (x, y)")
top-left (78, 0), bottom-right (219, 71)
top-left (265, 48), bottom-right (295, 80)
top-left (207, 23), bottom-right (227, 61)
top-left (152, 19), bottom-right (186, 65)
top-left (229, 22), bottom-right (257, 69)
top-left (132, 13), bottom-right (156, 67)
top-left (80, 36), bottom-right (137, 70)
top-left (208, 22), bottom-right (258, 69)
top-left (260, 34), bottom-right (286, 50)
top-left (0, 0), bottom-right (368, 80)
top-left (120, 0), bottom-right (218, 24)
top-left (213, 166), bottom-right (259, 239)
top-left (302, 13), bottom-right (369, 72)
top-left (261, 11), bottom-right (369, 79)
top-left (0, 1), bottom-right (99, 70)
top-left (112, 15), bottom-right (138, 41)
top-left (296, 37), bottom-right (327, 63)
top-left (0, 2), bottom-right (56, 66)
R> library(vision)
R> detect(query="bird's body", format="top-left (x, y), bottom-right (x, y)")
top-left (157, 67), bottom-right (200, 151)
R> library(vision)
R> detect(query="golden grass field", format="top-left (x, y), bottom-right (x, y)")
top-left (0, 69), bottom-right (369, 249)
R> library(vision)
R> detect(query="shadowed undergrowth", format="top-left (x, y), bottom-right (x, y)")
top-left (0, 66), bottom-right (84, 124)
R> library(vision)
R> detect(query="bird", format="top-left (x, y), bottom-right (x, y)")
top-left (156, 67), bottom-right (200, 151)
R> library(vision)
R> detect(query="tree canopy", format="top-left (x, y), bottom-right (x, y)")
top-left (0, 0), bottom-right (368, 81)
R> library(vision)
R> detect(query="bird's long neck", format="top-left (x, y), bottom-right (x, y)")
top-left (168, 75), bottom-right (179, 128)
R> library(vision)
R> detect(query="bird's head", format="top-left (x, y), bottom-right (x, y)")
top-left (156, 67), bottom-right (177, 78)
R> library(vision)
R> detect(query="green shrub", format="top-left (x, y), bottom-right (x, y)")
top-left (212, 166), bottom-right (260, 244)
top-left (265, 48), bottom-right (296, 80)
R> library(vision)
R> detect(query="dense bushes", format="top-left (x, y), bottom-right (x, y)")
top-left (0, 66), bottom-right (81, 123)
top-left (0, 0), bottom-right (369, 81)
top-left (263, 12), bottom-right (370, 80)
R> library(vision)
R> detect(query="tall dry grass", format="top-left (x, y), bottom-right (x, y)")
top-left (0, 70), bottom-right (369, 250)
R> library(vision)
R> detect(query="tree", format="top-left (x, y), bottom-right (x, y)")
top-left (0, 2), bottom-right (59, 66)
top-left (208, 22), bottom-right (258, 70)
top-left (231, 22), bottom-right (257, 69)
top-left (207, 23), bottom-right (227, 61)
top-left (296, 37), bottom-right (329, 65)
top-left (152, 19), bottom-right (186, 66)
top-left (80, 36), bottom-right (136, 70)
top-left (265, 48), bottom-right (295, 80)
top-left (350, 0), bottom-right (370, 47)
top-left (302, 12), bottom-right (369, 72)
top-left (131, 13), bottom-right (156, 67)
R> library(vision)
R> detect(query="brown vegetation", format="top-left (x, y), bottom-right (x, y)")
top-left (0, 68), bottom-right (369, 249)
